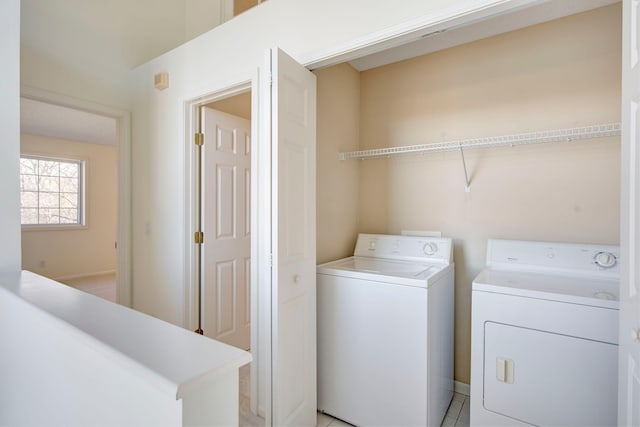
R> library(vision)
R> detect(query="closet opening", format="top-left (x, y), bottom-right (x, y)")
top-left (313, 0), bottom-right (621, 397)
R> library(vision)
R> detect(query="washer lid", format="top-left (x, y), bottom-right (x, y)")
top-left (473, 269), bottom-right (619, 309)
top-left (317, 256), bottom-right (449, 288)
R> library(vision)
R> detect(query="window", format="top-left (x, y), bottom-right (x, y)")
top-left (20, 155), bottom-right (84, 226)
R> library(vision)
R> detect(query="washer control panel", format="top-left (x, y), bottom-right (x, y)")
top-left (354, 234), bottom-right (452, 263)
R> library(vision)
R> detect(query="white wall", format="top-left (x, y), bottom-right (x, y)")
top-left (21, 134), bottom-right (117, 279)
top-left (0, 0), bottom-right (21, 272)
top-left (129, 0), bottom-right (538, 325)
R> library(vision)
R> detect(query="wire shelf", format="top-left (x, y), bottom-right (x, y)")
top-left (338, 123), bottom-right (621, 160)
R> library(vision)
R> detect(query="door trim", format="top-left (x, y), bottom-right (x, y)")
top-left (20, 85), bottom-right (132, 307)
top-left (183, 80), bottom-right (252, 332)
top-left (183, 79), bottom-right (264, 416)
top-left (619, 0), bottom-right (640, 422)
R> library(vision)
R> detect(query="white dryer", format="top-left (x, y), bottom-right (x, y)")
top-left (470, 239), bottom-right (620, 426)
top-left (317, 233), bottom-right (455, 427)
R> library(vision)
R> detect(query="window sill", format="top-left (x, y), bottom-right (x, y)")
top-left (21, 224), bottom-right (88, 232)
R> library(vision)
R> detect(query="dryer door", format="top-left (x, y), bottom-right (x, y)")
top-left (484, 322), bottom-right (617, 426)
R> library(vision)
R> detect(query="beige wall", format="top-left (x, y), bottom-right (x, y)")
top-left (234, 0), bottom-right (261, 17)
top-left (316, 4), bottom-right (622, 385)
top-left (315, 63), bottom-right (361, 264)
top-left (207, 91), bottom-right (252, 120)
top-left (21, 134), bottom-right (117, 279)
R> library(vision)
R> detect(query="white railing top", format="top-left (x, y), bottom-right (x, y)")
top-left (0, 271), bottom-right (251, 399)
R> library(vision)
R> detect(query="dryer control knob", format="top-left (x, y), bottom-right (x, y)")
top-left (594, 251), bottom-right (617, 268)
top-left (423, 242), bottom-right (438, 256)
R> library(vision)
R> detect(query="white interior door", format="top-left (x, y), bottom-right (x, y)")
top-left (202, 107), bottom-right (251, 350)
top-left (620, 0), bottom-right (640, 424)
top-left (268, 48), bottom-right (317, 426)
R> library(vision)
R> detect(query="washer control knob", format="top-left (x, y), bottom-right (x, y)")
top-left (594, 251), bottom-right (617, 268)
top-left (423, 242), bottom-right (438, 256)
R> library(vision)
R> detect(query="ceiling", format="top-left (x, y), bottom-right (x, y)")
top-left (21, 98), bottom-right (117, 146)
top-left (20, 0), bottom-right (233, 146)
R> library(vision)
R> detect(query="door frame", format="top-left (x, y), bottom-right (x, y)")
top-left (619, 0), bottom-right (639, 422)
top-left (20, 86), bottom-right (132, 307)
top-left (183, 79), bottom-right (265, 415)
top-left (183, 80), bottom-right (252, 331)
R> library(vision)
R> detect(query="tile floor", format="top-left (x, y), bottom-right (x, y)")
top-left (316, 391), bottom-right (470, 427)
top-left (239, 362), bottom-right (469, 427)
top-left (441, 392), bottom-right (470, 427)
top-left (239, 364), bottom-right (264, 427)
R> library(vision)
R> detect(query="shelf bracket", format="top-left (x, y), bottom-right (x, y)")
top-left (459, 144), bottom-right (471, 192)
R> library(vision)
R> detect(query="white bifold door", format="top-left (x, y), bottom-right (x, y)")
top-left (202, 107), bottom-right (251, 350)
top-left (261, 48), bottom-right (317, 426)
top-left (620, 0), bottom-right (640, 424)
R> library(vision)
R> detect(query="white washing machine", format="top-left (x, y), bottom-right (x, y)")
top-left (470, 239), bottom-right (620, 426)
top-left (317, 233), bottom-right (455, 427)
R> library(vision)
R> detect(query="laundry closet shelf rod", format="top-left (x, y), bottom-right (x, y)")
top-left (338, 123), bottom-right (621, 160)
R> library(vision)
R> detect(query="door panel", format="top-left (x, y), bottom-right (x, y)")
top-left (621, 1), bottom-right (640, 424)
top-left (216, 164), bottom-right (236, 238)
top-left (245, 167), bottom-right (251, 237)
top-left (215, 259), bottom-right (235, 336)
top-left (485, 322), bottom-right (617, 426)
top-left (202, 107), bottom-right (251, 350)
top-left (270, 48), bottom-right (317, 427)
top-left (282, 143), bottom-right (307, 263)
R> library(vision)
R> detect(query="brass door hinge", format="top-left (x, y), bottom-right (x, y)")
top-left (194, 231), bottom-right (204, 244)
top-left (195, 132), bottom-right (204, 146)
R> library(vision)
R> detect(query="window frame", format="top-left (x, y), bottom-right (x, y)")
top-left (20, 154), bottom-right (87, 231)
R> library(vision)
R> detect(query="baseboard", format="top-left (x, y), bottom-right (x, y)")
top-left (54, 270), bottom-right (116, 282)
top-left (454, 380), bottom-right (470, 396)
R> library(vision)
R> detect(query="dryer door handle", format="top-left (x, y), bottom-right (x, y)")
top-left (496, 357), bottom-right (514, 384)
